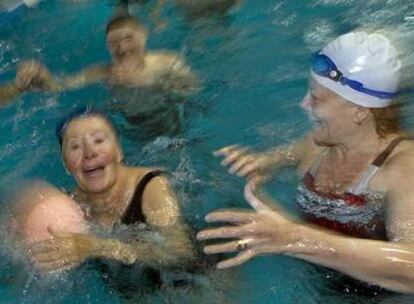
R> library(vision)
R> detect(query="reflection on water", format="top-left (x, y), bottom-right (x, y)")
top-left (1, 0), bottom-right (414, 303)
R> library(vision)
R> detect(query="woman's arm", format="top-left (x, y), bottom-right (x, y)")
top-left (96, 175), bottom-right (195, 268)
top-left (31, 176), bottom-right (194, 272)
top-left (198, 156), bottom-right (414, 294)
top-left (213, 133), bottom-right (316, 182)
top-left (287, 226), bottom-right (414, 293)
top-left (140, 175), bottom-right (195, 266)
top-left (198, 207), bottom-right (414, 294)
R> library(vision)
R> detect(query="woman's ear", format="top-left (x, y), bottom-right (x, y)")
top-left (353, 106), bottom-right (370, 125)
top-left (116, 147), bottom-right (124, 163)
top-left (61, 156), bottom-right (71, 175)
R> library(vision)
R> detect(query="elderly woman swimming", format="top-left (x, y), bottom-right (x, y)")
top-left (29, 108), bottom-right (195, 297)
top-left (198, 31), bottom-right (414, 294)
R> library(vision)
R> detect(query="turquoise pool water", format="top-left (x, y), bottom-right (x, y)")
top-left (1, 0), bottom-right (414, 303)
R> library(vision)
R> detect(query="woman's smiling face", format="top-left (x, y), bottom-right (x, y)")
top-left (306, 80), bottom-right (358, 146)
top-left (62, 116), bottom-right (122, 194)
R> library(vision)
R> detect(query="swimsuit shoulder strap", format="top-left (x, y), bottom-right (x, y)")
top-left (309, 148), bottom-right (329, 177)
top-left (371, 136), bottom-right (407, 167)
top-left (350, 136), bottom-right (407, 194)
top-left (121, 170), bottom-right (164, 225)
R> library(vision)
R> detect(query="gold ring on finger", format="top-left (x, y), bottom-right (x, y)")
top-left (236, 239), bottom-right (249, 251)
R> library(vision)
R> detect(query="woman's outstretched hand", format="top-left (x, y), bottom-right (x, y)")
top-left (197, 182), bottom-right (302, 269)
top-left (29, 228), bottom-right (97, 273)
top-left (213, 145), bottom-right (277, 183)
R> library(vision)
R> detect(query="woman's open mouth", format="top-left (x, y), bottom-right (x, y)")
top-left (82, 166), bottom-right (105, 179)
top-left (308, 113), bottom-right (323, 127)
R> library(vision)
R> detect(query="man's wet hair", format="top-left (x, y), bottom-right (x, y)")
top-left (105, 14), bottom-right (147, 35)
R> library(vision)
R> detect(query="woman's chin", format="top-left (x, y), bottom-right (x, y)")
top-left (81, 179), bottom-right (111, 194)
top-left (312, 130), bottom-right (329, 146)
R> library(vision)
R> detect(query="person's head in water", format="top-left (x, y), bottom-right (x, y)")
top-left (57, 108), bottom-right (124, 195)
top-left (106, 15), bottom-right (148, 65)
top-left (302, 31), bottom-right (403, 146)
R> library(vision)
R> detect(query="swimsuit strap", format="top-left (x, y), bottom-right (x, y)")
top-left (371, 136), bottom-right (407, 167)
top-left (121, 170), bottom-right (164, 225)
top-left (348, 164), bottom-right (380, 195)
top-left (309, 148), bottom-right (329, 177)
top-left (350, 136), bottom-right (407, 194)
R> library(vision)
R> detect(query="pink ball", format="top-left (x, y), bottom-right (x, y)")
top-left (20, 187), bottom-right (88, 244)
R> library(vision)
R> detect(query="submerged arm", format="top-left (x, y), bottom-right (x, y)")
top-left (287, 224), bottom-right (414, 293)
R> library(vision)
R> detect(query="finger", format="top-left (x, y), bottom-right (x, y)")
top-left (204, 210), bottom-right (256, 224)
top-left (46, 225), bottom-right (64, 238)
top-left (47, 226), bottom-right (57, 237)
top-left (22, 64), bottom-right (37, 87)
top-left (47, 226), bottom-right (70, 239)
top-left (32, 250), bottom-right (73, 263)
top-left (15, 76), bottom-right (24, 90)
top-left (228, 155), bottom-right (253, 176)
top-left (244, 182), bottom-right (272, 212)
top-left (216, 250), bottom-right (255, 269)
top-left (238, 160), bottom-right (262, 177)
top-left (221, 148), bottom-right (249, 167)
top-left (197, 225), bottom-right (251, 241)
top-left (213, 145), bottom-right (240, 157)
top-left (21, 72), bottom-right (31, 89)
top-left (35, 258), bottom-right (75, 273)
top-left (30, 240), bottom-right (59, 253)
top-left (204, 241), bottom-right (240, 254)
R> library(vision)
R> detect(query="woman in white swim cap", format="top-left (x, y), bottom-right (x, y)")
top-left (198, 30), bottom-right (414, 295)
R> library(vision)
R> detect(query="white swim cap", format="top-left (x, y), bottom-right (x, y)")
top-left (311, 31), bottom-right (402, 108)
top-left (23, 0), bottom-right (40, 7)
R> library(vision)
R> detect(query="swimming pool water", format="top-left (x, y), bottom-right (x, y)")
top-left (1, 0), bottom-right (414, 303)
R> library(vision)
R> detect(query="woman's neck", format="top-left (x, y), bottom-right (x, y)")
top-left (331, 126), bottom-right (400, 162)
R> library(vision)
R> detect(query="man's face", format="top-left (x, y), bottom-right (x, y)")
top-left (106, 24), bottom-right (147, 64)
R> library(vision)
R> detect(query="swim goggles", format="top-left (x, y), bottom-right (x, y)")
top-left (311, 53), bottom-right (398, 99)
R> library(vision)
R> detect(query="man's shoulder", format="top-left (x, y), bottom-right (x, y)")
top-left (146, 51), bottom-right (181, 67)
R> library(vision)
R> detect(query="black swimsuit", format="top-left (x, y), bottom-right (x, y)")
top-left (96, 170), bottom-right (165, 299)
top-left (121, 170), bottom-right (164, 225)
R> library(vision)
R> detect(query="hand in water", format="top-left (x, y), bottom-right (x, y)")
top-left (30, 228), bottom-right (97, 273)
top-left (15, 61), bottom-right (54, 92)
top-left (214, 145), bottom-right (276, 183)
top-left (197, 182), bottom-right (301, 269)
